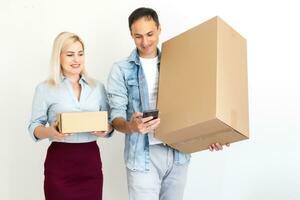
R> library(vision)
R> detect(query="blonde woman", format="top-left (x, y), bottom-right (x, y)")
top-left (28, 32), bottom-right (113, 200)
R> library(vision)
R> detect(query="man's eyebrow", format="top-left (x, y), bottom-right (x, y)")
top-left (134, 31), bottom-right (153, 36)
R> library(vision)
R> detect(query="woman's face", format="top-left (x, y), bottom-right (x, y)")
top-left (60, 41), bottom-right (85, 77)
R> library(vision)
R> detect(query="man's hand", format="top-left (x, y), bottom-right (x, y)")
top-left (208, 143), bottom-right (230, 152)
top-left (129, 112), bottom-right (160, 134)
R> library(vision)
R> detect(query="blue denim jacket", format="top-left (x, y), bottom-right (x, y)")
top-left (107, 49), bottom-right (190, 171)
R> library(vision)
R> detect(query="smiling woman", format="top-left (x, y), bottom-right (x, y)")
top-left (47, 32), bottom-right (93, 87)
top-left (28, 32), bottom-right (113, 200)
top-left (60, 41), bottom-right (85, 78)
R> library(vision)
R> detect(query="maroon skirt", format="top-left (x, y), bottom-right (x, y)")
top-left (44, 141), bottom-right (103, 200)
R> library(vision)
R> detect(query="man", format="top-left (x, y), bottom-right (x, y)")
top-left (107, 7), bottom-right (228, 200)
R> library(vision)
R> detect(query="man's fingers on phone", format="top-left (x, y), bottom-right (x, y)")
top-left (146, 119), bottom-right (160, 130)
top-left (149, 118), bottom-right (160, 125)
top-left (133, 112), bottom-right (143, 118)
top-left (142, 116), bottom-right (153, 123)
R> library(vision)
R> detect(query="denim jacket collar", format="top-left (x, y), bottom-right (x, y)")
top-left (128, 48), bottom-right (161, 68)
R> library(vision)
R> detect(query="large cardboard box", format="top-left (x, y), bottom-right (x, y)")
top-left (155, 16), bottom-right (249, 153)
top-left (57, 112), bottom-right (108, 133)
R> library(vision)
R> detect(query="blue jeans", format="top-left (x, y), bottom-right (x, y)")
top-left (126, 144), bottom-right (189, 200)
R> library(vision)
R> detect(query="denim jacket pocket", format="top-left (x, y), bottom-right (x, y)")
top-left (127, 79), bottom-right (141, 112)
top-left (127, 79), bottom-right (140, 101)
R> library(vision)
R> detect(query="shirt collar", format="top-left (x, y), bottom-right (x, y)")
top-left (60, 73), bottom-right (89, 85)
top-left (79, 74), bottom-right (89, 84)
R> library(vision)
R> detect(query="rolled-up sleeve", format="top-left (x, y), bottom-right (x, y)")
top-left (106, 63), bottom-right (128, 122)
top-left (28, 84), bottom-right (48, 142)
top-left (98, 82), bottom-right (110, 113)
top-left (98, 82), bottom-right (114, 138)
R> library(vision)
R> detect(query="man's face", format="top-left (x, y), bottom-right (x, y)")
top-left (130, 17), bottom-right (161, 58)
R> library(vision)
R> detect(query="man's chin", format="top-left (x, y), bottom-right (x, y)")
top-left (140, 49), bottom-right (155, 57)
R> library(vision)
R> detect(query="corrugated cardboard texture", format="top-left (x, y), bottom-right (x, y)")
top-left (58, 112), bottom-right (108, 133)
top-left (156, 16), bottom-right (249, 153)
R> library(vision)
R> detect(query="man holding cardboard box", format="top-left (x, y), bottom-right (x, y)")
top-left (107, 7), bottom-right (228, 200)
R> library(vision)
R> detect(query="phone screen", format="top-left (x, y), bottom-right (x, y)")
top-left (142, 109), bottom-right (159, 120)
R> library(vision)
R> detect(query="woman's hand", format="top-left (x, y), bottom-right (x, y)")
top-left (46, 121), bottom-right (70, 141)
top-left (34, 121), bottom-right (70, 141)
top-left (91, 123), bottom-right (114, 137)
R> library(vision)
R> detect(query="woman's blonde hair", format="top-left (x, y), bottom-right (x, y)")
top-left (47, 32), bottom-right (95, 86)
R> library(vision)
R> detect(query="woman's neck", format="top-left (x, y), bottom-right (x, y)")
top-left (64, 74), bottom-right (80, 84)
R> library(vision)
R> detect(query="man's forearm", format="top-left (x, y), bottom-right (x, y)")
top-left (112, 117), bottom-right (133, 134)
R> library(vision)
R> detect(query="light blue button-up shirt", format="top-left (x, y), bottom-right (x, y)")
top-left (107, 49), bottom-right (190, 172)
top-left (28, 75), bottom-right (109, 143)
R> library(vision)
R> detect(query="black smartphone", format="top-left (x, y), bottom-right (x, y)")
top-left (142, 109), bottom-right (159, 120)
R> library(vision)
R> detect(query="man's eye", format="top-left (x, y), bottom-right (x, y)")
top-left (66, 54), bottom-right (73, 57)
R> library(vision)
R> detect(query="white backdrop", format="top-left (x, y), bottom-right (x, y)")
top-left (1, 0), bottom-right (300, 200)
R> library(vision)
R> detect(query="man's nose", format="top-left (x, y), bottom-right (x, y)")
top-left (142, 38), bottom-right (149, 47)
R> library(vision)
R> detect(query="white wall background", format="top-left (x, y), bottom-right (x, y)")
top-left (1, 0), bottom-right (300, 199)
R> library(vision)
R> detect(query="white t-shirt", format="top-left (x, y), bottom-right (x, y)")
top-left (139, 56), bottom-right (162, 145)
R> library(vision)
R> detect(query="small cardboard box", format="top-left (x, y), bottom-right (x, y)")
top-left (156, 16), bottom-right (249, 153)
top-left (57, 112), bottom-right (108, 133)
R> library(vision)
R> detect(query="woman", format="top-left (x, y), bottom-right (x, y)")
top-left (28, 32), bottom-right (113, 200)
